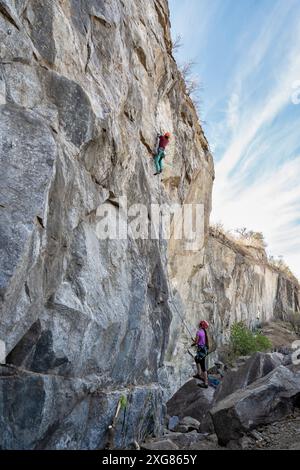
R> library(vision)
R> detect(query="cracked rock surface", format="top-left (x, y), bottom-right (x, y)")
top-left (0, 0), bottom-right (213, 449)
top-left (0, 0), bottom-right (299, 450)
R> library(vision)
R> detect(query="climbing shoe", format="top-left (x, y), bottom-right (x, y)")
top-left (193, 374), bottom-right (203, 380)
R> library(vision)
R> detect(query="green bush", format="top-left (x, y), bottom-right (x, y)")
top-left (230, 322), bottom-right (272, 356)
top-left (119, 395), bottom-right (127, 410)
top-left (254, 331), bottom-right (273, 351)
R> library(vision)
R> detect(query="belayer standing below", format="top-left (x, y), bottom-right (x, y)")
top-left (153, 132), bottom-right (171, 175)
top-left (192, 320), bottom-right (209, 388)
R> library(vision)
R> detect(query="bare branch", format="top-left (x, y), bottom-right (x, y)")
top-left (179, 60), bottom-right (204, 117)
top-left (172, 34), bottom-right (183, 53)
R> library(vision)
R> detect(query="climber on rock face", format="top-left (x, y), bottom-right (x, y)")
top-left (192, 320), bottom-right (210, 388)
top-left (153, 132), bottom-right (171, 175)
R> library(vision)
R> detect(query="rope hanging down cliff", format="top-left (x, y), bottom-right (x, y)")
top-left (154, 176), bottom-right (194, 341)
top-left (151, 130), bottom-right (215, 372)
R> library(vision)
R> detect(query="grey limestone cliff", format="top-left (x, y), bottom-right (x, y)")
top-left (0, 0), bottom-right (299, 449)
top-left (0, 0), bottom-right (213, 449)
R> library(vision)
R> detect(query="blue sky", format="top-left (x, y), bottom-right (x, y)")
top-left (169, 0), bottom-right (300, 279)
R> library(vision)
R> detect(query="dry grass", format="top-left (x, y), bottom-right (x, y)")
top-left (267, 256), bottom-right (297, 281)
top-left (261, 320), bottom-right (300, 347)
top-left (210, 223), bottom-right (299, 284)
top-left (210, 224), bottom-right (266, 251)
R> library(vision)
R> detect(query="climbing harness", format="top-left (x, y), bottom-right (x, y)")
top-left (187, 348), bottom-right (215, 359)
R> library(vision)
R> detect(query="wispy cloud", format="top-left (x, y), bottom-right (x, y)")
top-left (227, 92), bottom-right (240, 132)
top-left (212, 4), bottom-right (300, 278)
top-left (231, 0), bottom-right (298, 88)
top-left (212, 156), bottom-right (300, 278)
top-left (217, 45), bottom-right (300, 181)
top-left (170, 0), bottom-right (224, 60)
top-left (170, 0), bottom-right (300, 278)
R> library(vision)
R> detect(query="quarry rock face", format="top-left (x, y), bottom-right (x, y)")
top-left (211, 365), bottom-right (300, 446)
top-left (203, 235), bottom-right (300, 342)
top-left (0, 0), bottom-right (213, 449)
top-left (0, 0), bottom-right (299, 449)
top-left (167, 233), bottom-right (300, 389)
top-left (167, 379), bottom-right (215, 432)
top-left (0, 365), bottom-right (164, 450)
top-left (213, 352), bottom-right (283, 403)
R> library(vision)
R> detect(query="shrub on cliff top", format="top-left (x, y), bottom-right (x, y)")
top-left (230, 322), bottom-right (272, 356)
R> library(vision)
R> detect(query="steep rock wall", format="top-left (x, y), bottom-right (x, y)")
top-left (167, 232), bottom-right (300, 388)
top-left (1, 0), bottom-right (299, 450)
top-left (0, 0), bottom-right (213, 449)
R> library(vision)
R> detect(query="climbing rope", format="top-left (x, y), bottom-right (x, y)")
top-left (154, 160), bottom-right (194, 341)
top-left (168, 295), bottom-right (194, 339)
top-left (145, 128), bottom-right (200, 348)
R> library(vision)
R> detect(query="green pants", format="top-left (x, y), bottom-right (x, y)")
top-left (154, 148), bottom-right (165, 172)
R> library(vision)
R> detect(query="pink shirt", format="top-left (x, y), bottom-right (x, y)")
top-left (159, 135), bottom-right (170, 149)
top-left (196, 329), bottom-right (206, 346)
